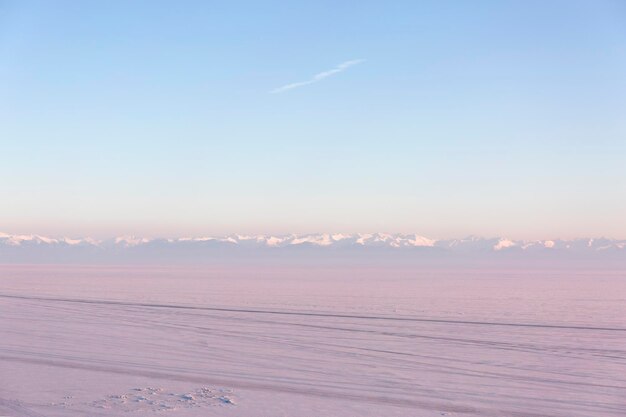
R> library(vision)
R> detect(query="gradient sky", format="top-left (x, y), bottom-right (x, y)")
top-left (1, 0), bottom-right (625, 239)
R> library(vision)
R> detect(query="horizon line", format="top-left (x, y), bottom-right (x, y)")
top-left (2, 231), bottom-right (625, 242)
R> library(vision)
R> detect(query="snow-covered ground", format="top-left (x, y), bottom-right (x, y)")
top-left (1, 265), bottom-right (624, 417)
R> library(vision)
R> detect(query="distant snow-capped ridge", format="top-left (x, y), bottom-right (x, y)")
top-left (1, 232), bottom-right (625, 252)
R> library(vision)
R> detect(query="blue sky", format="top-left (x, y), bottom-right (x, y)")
top-left (1, 0), bottom-right (625, 239)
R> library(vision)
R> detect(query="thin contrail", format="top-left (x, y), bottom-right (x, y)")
top-left (271, 59), bottom-right (364, 93)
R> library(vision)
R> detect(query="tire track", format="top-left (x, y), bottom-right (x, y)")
top-left (2, 293), bottom-right (624, 331)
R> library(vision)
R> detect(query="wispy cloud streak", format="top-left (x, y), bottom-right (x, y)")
top-left (270, 59), bottom-right (364, 94)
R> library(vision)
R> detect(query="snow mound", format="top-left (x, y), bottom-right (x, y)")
top-left (88, 386), bottom-right (236, 412)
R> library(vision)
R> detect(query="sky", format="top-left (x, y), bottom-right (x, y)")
top-left (1, 0), bottom-right (625, 240)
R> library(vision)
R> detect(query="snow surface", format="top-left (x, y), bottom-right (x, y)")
top-left (1, 265), bottom-right (625, 417)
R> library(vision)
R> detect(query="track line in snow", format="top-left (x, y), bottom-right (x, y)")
top-left (1, 293), bottom-right (624, 332)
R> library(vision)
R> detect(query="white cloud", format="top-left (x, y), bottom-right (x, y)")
top-left (270, 59), bottom-right (364, 94)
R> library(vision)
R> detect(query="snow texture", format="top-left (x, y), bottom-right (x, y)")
top-left (1, 265), bottom-right (625, 417)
